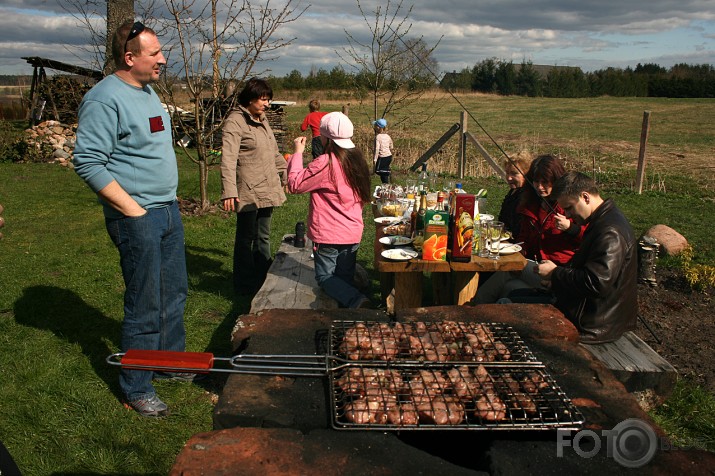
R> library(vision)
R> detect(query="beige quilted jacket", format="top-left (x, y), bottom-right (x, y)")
top-left (220, 105), bottom-right (286, 212)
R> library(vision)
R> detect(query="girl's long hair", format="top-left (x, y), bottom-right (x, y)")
top-left (324, 140), bottom-right (371, 204)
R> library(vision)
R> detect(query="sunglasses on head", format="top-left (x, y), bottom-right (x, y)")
top-left (125, 21), bottom-right (145, 53)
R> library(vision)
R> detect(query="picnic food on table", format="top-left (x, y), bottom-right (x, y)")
top-left (383, 222), bottom-right (411, 236)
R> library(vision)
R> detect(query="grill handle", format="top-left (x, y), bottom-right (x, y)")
top-left (106, 350), bottom-right (341, 377)
top-left (229, 354), bottom-right (334, 376)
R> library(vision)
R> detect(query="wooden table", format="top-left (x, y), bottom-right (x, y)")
top-left (374, 227), bottom-right (526, 313)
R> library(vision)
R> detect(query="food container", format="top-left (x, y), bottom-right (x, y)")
top-left (450, 193), bottom-right (476, 262)
top-left (422, 210), bottom-right (449, 261)
top-left (377, 200), bottom-right (408, 218)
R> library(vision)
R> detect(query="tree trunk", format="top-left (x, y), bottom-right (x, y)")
top-left (198, 153), bottom-right (210, 210)
top-left (105, 0), bottom-right (136, 75)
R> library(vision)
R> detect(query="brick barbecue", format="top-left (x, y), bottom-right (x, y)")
top-left (171, 305), bottom-right (715, 475)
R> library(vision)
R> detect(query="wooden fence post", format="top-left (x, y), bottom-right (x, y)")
top-left (465, 132), bottom-right (506, 180)
top-left (636, 111), bottom-right (651, 194)
top-left (459, 111), bottom-right (467, 179)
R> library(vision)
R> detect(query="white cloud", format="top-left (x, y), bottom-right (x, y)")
top-left (1, 0), bottom-right (713, 76)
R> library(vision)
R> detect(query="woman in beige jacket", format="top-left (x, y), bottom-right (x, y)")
top-left (221, 78), bottom-right (286, 296)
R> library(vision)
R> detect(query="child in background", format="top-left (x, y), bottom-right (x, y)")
top-left (287, 112), bottom-right (373, 308)
top-left (373, 118), bottom-right (393, 184)
top-left (300, 99), bottom-right (329, 159)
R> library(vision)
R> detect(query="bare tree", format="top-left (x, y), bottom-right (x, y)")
top-left (59, 0), bottom-right (160, 73)
top-left (105, 0), bottom-right (136, 74)
top-left (338, 0), bottom-right (442, 126)
top-left (155, 0), bottom-right (305, 210)
top-left (62, 0), bottom-right (304, 211)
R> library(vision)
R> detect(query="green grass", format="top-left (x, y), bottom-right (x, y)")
top-left (1, 94), bottom-right (714, 473)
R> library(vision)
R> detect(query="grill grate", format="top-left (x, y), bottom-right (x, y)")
top-left (329, 320), bottom-right (538, 364)
top-left (328, 321), bottom-right (584, 431)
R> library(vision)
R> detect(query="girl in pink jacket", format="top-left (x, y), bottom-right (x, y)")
top-left (287, 112), bottom-right (373, 308)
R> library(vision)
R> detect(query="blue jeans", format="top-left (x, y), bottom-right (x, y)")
top-left (106, 201), bottom-right (188, 402)
top-left (313, 243), bottom-right (366, 308)
top-left (234, 207), bottom-right (273, 294)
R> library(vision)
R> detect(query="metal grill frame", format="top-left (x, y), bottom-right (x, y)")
top-left (329, 320), bottom-right (539, 364)
top-left (327, 321), bottom-right (585, 431)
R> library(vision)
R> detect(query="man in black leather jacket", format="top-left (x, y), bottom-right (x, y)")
top-left (535, 172), bottom-right (637, 344)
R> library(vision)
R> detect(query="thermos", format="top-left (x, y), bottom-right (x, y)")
top-left (294, 221), bottom-right (306, 248)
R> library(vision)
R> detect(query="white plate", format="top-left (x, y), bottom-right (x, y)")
top-left (374, 216), bottom-right (402, 225)
top-left (379, 236), bottom-right (414, 246)
top-left (477, 214), bottom-right (494, 221)
top-left (498, 243), bottom-right (522, 255)
top-left (381, 248), bottom-right (419, 261)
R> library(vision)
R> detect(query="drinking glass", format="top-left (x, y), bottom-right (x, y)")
top-left (405, 180), bottom-right (417, 200)
top-left (476, 218), bottom-right (492, 257)
top-left (488, 221), bottom-right (504, 260)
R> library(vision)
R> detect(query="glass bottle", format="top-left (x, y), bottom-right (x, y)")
top-left (410, 195), bottom-right (420, 237)
top-left (416, 190), bottom-right (428, 234)
top-left (418, 163), bottom-right (430, 193)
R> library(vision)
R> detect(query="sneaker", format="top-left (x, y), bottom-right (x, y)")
top-left (356, 297), bottom-right (373, 309)
top-left (125, 395), bottom-right (169, 417)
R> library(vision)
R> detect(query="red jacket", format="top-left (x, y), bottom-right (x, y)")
top-left (301, 111), bottom-right (328, 138)
top-left (515, 200), bottom-right (585, 265)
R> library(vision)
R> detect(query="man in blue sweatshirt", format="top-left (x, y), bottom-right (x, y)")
top-left (74, 21), bottom-right (192, 417)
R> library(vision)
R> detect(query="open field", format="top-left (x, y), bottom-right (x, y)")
top-left (0, 95), bottom-right (713, 473)
top-left (279, 93), bottom-right (715, 194)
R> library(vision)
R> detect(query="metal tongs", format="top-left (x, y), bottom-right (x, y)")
top-left (106, 349), bottom-right (357, 377)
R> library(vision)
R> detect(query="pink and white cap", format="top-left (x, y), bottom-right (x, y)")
top-left (319, 112), bottom-right (355, 149)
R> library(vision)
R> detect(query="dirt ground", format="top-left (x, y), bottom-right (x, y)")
top-left (635, 267), bottom-right (714, 393)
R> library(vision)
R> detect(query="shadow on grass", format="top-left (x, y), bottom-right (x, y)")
top-left (185, 244), bottom-right (232, 297)
top-left (13, 285), bottom-right (122, 400)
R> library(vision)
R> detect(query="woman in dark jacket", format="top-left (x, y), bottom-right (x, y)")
top-left (498, 151), bottom-right (533, 237)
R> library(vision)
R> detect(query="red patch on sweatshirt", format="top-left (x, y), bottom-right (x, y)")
top-left (149, 116), bottom-right (165, 133)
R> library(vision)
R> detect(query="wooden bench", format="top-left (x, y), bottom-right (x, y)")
top-left (249, 235), bottom-right (338, 314)
top-left (581, 331), bottom-right (677, 398)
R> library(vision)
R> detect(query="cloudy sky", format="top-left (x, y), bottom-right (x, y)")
top-left (1, 0), bottom-right (714, 78)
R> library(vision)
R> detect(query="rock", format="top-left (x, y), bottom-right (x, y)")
top-left (53, 149), bottom-right (72, 160)
top-left (644, 224), bottom-right (688, 256)
top-left (24, 122), bottom-right (77, 163)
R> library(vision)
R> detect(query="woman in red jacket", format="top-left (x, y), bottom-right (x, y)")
top-left (516, 154), bottom-right (584, 265)
top-left (473, 154), bottom-right (584, 303)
